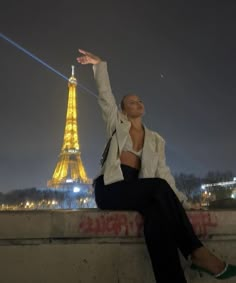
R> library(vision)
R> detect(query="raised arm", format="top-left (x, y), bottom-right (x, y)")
top-left (77, 49), bottom-right (118, 137)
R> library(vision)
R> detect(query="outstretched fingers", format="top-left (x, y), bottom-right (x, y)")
top-left (77, 56), bottom-right (86, 64)
top-left (77, 49), bottom-right (101, 65)
top-left (78, 49), bottom-right (87, 55)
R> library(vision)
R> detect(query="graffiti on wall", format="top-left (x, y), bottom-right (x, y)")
top-left (79, 213), bottom-right (143, 236)
top-left (79, 211), bottom-right (218, 238)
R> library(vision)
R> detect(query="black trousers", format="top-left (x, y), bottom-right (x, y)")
top-left (94, 165), bottom-right (203, 283)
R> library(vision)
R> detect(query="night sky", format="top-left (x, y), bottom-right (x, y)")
top-left (1, 1), bottom-right (235, 193)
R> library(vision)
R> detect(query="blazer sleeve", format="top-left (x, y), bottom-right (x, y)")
top-left (156, 139), bottom-right (189, 207)
top-left (93, 61), bottom-right (119, 137)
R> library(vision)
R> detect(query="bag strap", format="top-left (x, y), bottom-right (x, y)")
top-left (100, 129), bottom-right (116, 167)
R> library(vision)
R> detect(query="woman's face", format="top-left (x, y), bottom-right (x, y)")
top-left (122, 95), bottom-right (145, 118)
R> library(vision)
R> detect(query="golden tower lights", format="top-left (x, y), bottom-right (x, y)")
top-left (47, 66), bottom-right (90, 189)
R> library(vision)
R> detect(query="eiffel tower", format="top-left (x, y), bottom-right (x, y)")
top-left (47, 66), bottom-right (91, 189)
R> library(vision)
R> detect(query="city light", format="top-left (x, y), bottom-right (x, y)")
top-left (73, 187), bottom-right (81, 193)
top-left (201, 178), bottom-right (236, 189)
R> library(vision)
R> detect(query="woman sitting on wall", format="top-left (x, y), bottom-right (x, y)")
top-left (77, 49), bottom-right (236, 283)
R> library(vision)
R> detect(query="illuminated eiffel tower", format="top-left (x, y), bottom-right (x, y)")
top-left (47, 66), bottom-right (91, 189)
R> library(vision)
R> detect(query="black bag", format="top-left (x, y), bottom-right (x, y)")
top-left (100, 129), bottom-right (116, 167)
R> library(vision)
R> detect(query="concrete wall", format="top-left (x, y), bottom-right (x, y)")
top-left (0, 209), bottom-right (236, 283)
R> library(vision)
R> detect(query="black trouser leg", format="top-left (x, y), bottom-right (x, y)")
top-left (94, 175), bottom-right (202, 283)
top-left (143, 204), bottom-right (187, 283)
top-left (147, 178), bottom-right (203, 259)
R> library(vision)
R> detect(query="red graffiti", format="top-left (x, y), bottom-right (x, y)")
top-left (79, 213), bottom-right (143, 236)
top-left (188, 212), bottom-right (218, 238)
top-left (78, 211), bottom-right (218, 238)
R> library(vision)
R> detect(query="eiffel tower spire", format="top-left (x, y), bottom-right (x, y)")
top-left (47, 66), bottom-right (90, 189)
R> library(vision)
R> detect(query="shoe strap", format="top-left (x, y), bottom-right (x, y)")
top-left (215, 263), bottom-right (228, 278)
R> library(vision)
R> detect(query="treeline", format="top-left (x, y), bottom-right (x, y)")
top-left (0, 186), bottom-right (93, 206)
top-left (0, 188), bottom-right (63, 205)
top-left (0, 170), bottom-right (235, 205)
top-left (175, 170), bottom-right (235, 202)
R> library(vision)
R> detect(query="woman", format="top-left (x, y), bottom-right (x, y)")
top-left (77, 49), bottom-right (236, 283)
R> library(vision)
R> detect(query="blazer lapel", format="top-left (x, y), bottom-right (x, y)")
top-left (116, 118), bottom-right (131, 153)
top-left (141, 127), bottom-right (156, 175)
top-left (115, 117), bottom-right (157, 167)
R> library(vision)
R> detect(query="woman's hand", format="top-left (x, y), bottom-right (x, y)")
top-left (77, 49), bottom-right (102, 65)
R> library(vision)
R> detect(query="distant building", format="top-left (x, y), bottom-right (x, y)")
top-left (201, 177), bottom-right (236, 205)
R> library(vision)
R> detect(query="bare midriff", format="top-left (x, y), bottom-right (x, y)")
top-left (120, 151), bottom-right (141, 170)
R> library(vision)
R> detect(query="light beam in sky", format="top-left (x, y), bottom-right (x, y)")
top-left (0, 33), bottom-right (98, 98)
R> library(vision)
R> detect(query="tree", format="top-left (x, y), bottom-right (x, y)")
top-left (174, 173), bottom-right (201, 201)
top-left (202, 170), bottom-right (234, 184)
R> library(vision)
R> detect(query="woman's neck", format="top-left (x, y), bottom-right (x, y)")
top-left (128, 117), bottom-right (143, 130)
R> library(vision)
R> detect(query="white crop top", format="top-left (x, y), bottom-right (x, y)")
top-left (122, 135), bottom-right (143, 158)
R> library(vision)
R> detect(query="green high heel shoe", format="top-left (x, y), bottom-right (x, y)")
top-left (190, 262), bottom-right (236, 280)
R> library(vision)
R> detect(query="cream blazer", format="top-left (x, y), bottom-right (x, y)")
top-left (93, 62), bottom-right (188, 207)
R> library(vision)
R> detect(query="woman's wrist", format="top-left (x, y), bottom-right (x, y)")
top-left (94, 59), bottom-right (102, 65)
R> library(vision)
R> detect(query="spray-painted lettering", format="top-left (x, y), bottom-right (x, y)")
top-left (79, 211), bottom-right (218, 238)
